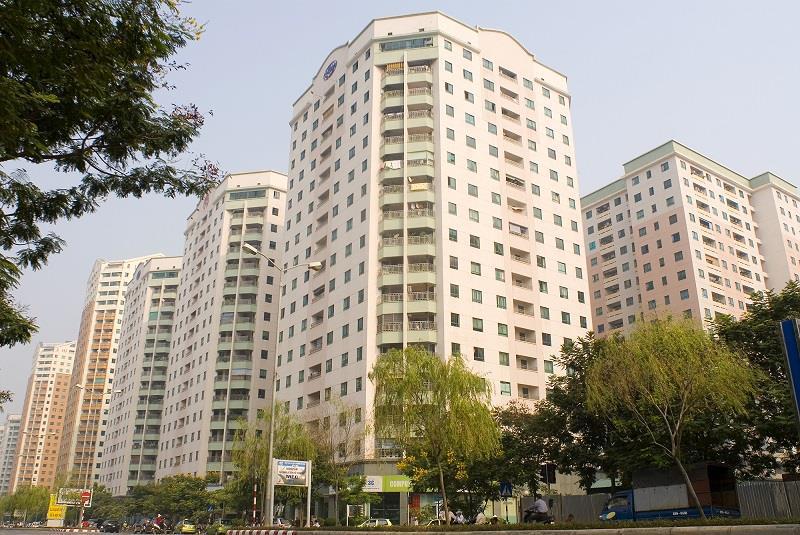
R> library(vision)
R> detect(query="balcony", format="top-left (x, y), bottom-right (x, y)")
top-left (409, 320), bottom-right (436, 331)
top-left (382, 111), bottom-right (404, 131)
top-left (381, 89), bottom-right (404, 110)
top-left (407, 87), bottom-right (433, 108)
top-left (407, 109), bottom-right (433, 130)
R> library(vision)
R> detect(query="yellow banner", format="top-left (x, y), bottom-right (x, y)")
top-left (48, 494), bottom-right (67, 520)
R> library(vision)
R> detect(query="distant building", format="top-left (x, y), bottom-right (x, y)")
top-left (99, 257), bottom-right (181, 495)
top-left (11, 341), bottom-right (76, 491)
top-left (0, 414), bottom-right (22, 495)
top-left (582, 140), bottom-right (800, 335)
top-left (57, 254), bottom-right (164, 487)
top-left (155, 171), bottom-right (286, 483)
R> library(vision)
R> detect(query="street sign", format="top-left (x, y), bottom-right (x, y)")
top-left (56, 488), bottom-right (92, 507)
top-left (273, 459), bottom-right (310, 487)
top-left (499, 481), bottom-right (513, 498)
top-left (780, 319), bottom-right (800, 434)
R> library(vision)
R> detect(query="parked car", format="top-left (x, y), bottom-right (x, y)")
top-left (175, 520), bottom-right (197, 534)
top-left (206, 521), bottom-right (230, 535)
top-left (358, 518), bottom-right (393, 528)
top-left (101, 520), bottom-right (121, 533)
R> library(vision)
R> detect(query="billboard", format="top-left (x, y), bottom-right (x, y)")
top-left (47, 494), bottom-right (67, 520)
top-left (56, 488), bottom-right (92, 507)
top-left (273, 459), bottom-right (310, 487)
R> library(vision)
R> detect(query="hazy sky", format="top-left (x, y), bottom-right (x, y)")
top-left (2, 0), bottom-right (799, 414)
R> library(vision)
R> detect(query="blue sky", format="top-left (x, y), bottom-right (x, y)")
top-left (2, 0), bottom-right (799, 413)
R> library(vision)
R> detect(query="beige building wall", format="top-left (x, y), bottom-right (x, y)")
top-left (99, 257), bottom-right (181, 495)
top-left (279, 11), bottom-right (591, 464)
top-left (581, 140), bottom-right (799, 336)
top-left (57, 254), bottom-right (164, 487)
top-left (11, 341), bottom-right (76, 491)
top-left (750, 172), bottom-right (800, 289)
top-left (155, 171), bottom-right (286, 483)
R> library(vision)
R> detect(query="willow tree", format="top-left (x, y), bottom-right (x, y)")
top-left (586, 319), bottom-right (756, 520)
top-left (370, 347), bottom-right (499, 523)
top-left (232, 404), bottom-right (317, 521)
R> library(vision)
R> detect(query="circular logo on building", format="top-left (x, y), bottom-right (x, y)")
top-left (323, 59), bottom-right (337, 80)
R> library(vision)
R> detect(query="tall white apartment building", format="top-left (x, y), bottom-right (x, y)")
top-left (57, 254), bottom-right (164, 487)
top-left (582, 140), bottom-right (799, 335)
top-left (0, 414), bottom-right (21, 495)
top-left (11, 341), bottom-right (76, 491)
top-left (155, 171), bottom-right (286, 483)
top-left (99, 257), bottom-right (181, 495)
top-left (279, 10), bottom-right (591, 464)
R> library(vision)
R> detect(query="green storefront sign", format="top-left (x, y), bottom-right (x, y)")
top-left (364, 475), bottom-right (412, 493)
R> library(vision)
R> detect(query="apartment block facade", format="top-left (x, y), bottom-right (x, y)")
top-left (99, 257), bottom-right (181, 495)
top-left (0, 415), bottom-right (21, 496)
top-left (155, 171), bottom-right (286, 483)
top-left (278, 11), bottom-right (590, 465)
top-left (57, 254), bottom-right (164, 487)
top-left (11, 341), bottom-right (76, 491)
top-left (582, 140), bottom-right (799, 335)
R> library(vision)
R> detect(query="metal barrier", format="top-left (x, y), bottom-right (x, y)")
top-left (738, 480), bottom-right (800, 519)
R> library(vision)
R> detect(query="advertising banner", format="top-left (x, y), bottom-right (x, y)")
top-left (273, 459), bottom-right (310, 487)
top-left (363, 475), bottom-right (412, 493)
top-left (56, 488), bottom-right (92, 507)
top-left (47, 494), bottom-right (67, 520)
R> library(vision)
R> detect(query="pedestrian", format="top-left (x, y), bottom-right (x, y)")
top-left (455, 511), bottom-right (465, 525)
top-left (474, 511), bottom-right (487, 525)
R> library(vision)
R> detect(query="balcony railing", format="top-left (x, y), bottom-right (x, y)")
top-left (380, 264), bottom-right (403, 274)
top-left (409, 321), bottom-right (437, 331)
top-left (408, 263), bottom-right (435, 273)
top-left (378, 322), bottom-right (402, 332)
top-left (408, 291), bottom-right (435, 301)
top-left (379, 293), bottom-right (403, 303)
top-left (408, 110), bottom-right (433, 119)
top-left (505, 158), bottom-right (523, 168)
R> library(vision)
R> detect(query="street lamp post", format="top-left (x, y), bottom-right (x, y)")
top-left (242, 243), bottom-right (322, 525)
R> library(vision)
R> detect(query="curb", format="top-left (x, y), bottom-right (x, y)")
top-left (227, 531), bottom-right (296, 535)
top-left (52, 530), bottom-right (100, 533)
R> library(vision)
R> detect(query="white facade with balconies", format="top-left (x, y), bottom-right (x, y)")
top-left (279, 11), bottom-right (591, 461)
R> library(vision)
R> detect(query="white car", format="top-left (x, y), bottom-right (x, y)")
top-left (358, 518), bottom-right (393, 527)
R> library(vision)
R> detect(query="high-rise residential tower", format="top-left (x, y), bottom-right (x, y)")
top-left (582, 140), bottom-right (798, 335)
top-left (57, 254), bottom-right (164, 487)
top-left (278, 11), bottom-right (591, 468)
top-left (0, 414), bottom-right (21, 496)
top-left (155, 171), bottom-right (286, 483)
top-left (11, 341), bottom-right (76, 491)
top-left (98, 257), bottom-right (181, 495)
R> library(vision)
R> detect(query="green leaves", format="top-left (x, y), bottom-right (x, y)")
top-left (371, 347), bottom-right (499, 522)
top-left (0, 0), bottom-right (219, 348)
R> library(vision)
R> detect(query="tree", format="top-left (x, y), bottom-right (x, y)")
top-left (0, 0), bottom-right (219, 348)
top-left (231, 404), bottom-right (317, 522)
top-left (0, 485), bottom-right (49, 522)
top-left (90, 485), bottom-right (130, 521)
top-left (534, 335), bottom-right (659, 491)
top-left (370, 347), bottom-right (499, 524)
top-left (150, 475), bottom-right (212, 522)
top-left (586, 319), bottom-right (756, 520)
top-left (0, 390), bottom-right (10, 411)
top-left (712, 281), bottom-right (800, 473)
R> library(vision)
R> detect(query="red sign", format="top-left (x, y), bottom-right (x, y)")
top-left (80, 491), bottom-right (91, 504)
